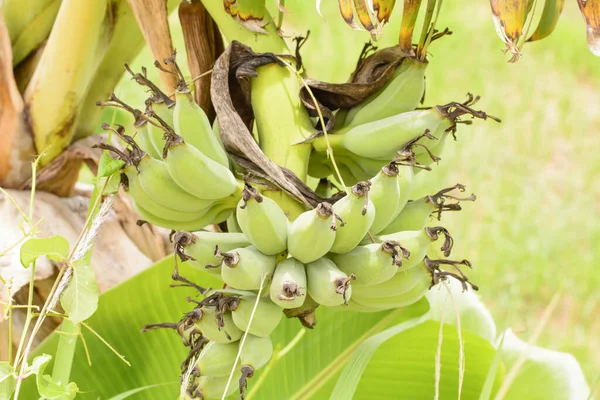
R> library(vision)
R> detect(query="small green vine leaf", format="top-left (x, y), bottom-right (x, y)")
top-left (98, 150), bottom-right (125, 178)
top-left (20, 235), bottom-right (70, 268)
top-left (29, 354), bottom-right (78, 400)
top-left (61, 259), bottom-right (99, 324)
top-left (0, 362), bottom-right (16, 399)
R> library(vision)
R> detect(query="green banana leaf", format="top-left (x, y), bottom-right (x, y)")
top-left (21, 253), bottom-right (589, 399)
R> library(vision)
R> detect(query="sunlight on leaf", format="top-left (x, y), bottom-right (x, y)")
top-left (329, 310), bottom-right (431, 399)
top-left (20, 235), bottom-right (70, 268)
top-left (60, 259), bottom-right (99, 324)
top-left (352, 321), bottom-right (502, 400)
top-left (427, 279), bottom-right (497, 344)
top-left (496, 329), bottom-right (590, 400)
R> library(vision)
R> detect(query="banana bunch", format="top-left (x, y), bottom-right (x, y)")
top-left (126, 41), bottom-right (492, 399)
top-left (97, 59), bottom-right (243, 231)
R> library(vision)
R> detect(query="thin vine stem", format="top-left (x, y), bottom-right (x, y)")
top-left (275, 56), bottom-right (349, 194)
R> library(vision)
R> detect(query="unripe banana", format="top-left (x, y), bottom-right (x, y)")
top-left (314, 98), bottom-right (499, 161)
top-left (195, 340), bottom-right (239, 377)
top-left (136, 154), bottom-right (215, 213)
top-left (122, 166), bottom-right (208, 222)
top-left (344, 57), bottom-right (428, 127)
top-left (232, 295), bottom-right (282, 337)
top-left (173, 90), bottom-right (229, 167)
top-left (313, 108), bottom-right (452, 160)
top-left (240, 334), bottom-right (273, 371)
top-left (381, 184), bottom-right (475, 233)
top-left (368, 164), bottom-right (402, 234)
top-left (330, 182), bottom-right (376, 254)
top-left (195, 374), bottom-right (239, 399)
top-left (377, 226), bottom-right (455, 267)
top-left (134, 123), bottom-right (162, 159)
top-left (350, 268), bottom-right (431, 311)
top-left (216, 246), bottom-right (276, 290)
top-left (164, 139), bottom-right (238, 200)
top-left (195, 307), bottom-right (243, 344)
top-left (351, 261), bottom-right (429, 299)
top-left (145, 100), bottom-right (173, 156)
top-left (331, 240), bottom-right (410, 287)
top-left (270, 258), bottom-right (307, 309)
top-left (306, 258), bottom-right (355, 307)
top-left (133, 200), bottom-right (236, 231)
top-left (287, 202), bottom-right (338, 263)
top-left (236, 185), bottom-right (288, 255)
top-left (173, 231), bottom-right (250, 277)
top-left (226, 211), bottom-right (242, 233)
top-left (308, 151), bottom-right (334, 179)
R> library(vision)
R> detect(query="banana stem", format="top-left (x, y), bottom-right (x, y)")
top-left (51, 319), bottom-right (78, 386)
top-left (201, 1), bottom-right (314, 220)
top-left (23, 0), bottom-right (108, 165)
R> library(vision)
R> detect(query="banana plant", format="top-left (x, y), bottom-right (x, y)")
top-left (0, 0), bottom-right (596, 399)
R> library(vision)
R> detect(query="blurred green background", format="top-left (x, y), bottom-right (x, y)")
top-left (281, 0), bottom-right (600, 390)
top-left (100, 0), bottom-right (599, 392)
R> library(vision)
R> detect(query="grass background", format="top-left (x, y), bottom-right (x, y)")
top-left (103, 0), bottom-right (599, 394)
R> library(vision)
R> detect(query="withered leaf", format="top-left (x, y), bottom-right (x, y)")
top-left (299, 45), bottom-right (407, 132)
top-left (210, 41), bottom-right (315, 207)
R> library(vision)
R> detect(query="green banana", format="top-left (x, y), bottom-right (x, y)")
top-left (331, 240), bottom-right (410, 287)
top-left (314, 98), bottom-right (498, 161)
top-left (134, 123), bottom-right (162, 159)
top-left (287, 202), bottom-right (338, 263)
top-left (232, 295), bottom-right (282, 337)
top-left (216, 246), bottom-right (276, 290)
top-left (195, 340), bottom-right (239, 377)
top-left (226, 211), bottom-right (242, 233)
top-left (351, 261), bottom-right (429, 299)
top-left (164, 138), bottom-right (238, 200)
top-left (368, 163), bottom-right (402, 234)
top-left (133, 200), bottom-right (235, 231)
top-left (269, 257), bottom-right (307, 309)
top-left (344, 57), bottom-right (428, 127)
top-left (377, 226), bottom-right (455, 266)
top-left (174, 231), bottom-right (250, 277)
top-left (306, 258), bottom-right (354, 307)
top-left (380, 184), bottom-right (475, 234)
top-left (136, 154), bottom-right (215, 213)
top-left (172, 90), bottom-right (229, 167)
top-left (195, 307), bottom-right (243, 344)
top-left (330, 182), bottom-right (376, 254)
top-left (236, 185), bottom-right (288, 255)
top-left (313, 107), bottom-right (452, 160)
top-left (350, 268), bottom-right (431, 311)
top-left (195, 374), bottom-right (239, 399)
top-left (122, 165), bottom-right (209, 223)
top-left (240, 334), bottom-right (273, 371)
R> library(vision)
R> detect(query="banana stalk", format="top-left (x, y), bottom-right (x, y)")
top-left (202, 0), bottom-right (314, 219)
top-left (75, 0), bottom-right (180, 140)
top-left (6, 0), bottom-right (61, 66)
top-left (126, 0), bottom-right (178, 93)
top-left (23, 0), bottom-right (107, 165)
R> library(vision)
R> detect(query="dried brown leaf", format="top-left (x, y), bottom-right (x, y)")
top-left (127, 0), bottom-right (178, 93)
top-left (577, 0), bottom-right (600, 56)
top-left (211, 41), bottom-right (315, 207)
top-left (0, 16), bottom-right (34, 188)
top-left (299, 45), bottom-right (407, 132)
